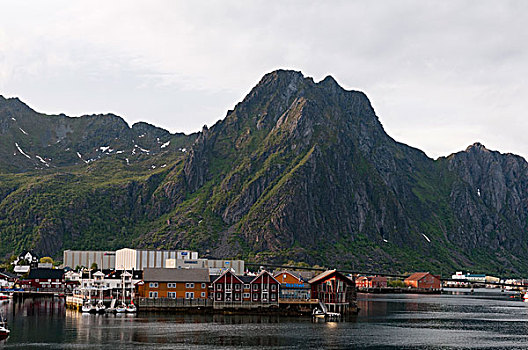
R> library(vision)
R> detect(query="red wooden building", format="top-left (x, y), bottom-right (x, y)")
top-left (210, 270), bottom-right (280, 309)
top-left (404, 272), bottom-right (441, 290)
top-left (356, 275), bottom-right (388, 289)
top-left (248, 270), bottom-right (280, 303)
top-left (308, 270), bottom-right (356, 314)
top-left (21, 268), bottom-right (65, 291)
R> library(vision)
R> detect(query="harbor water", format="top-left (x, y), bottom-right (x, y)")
top-left (2, 289), bottom-right (528, 349)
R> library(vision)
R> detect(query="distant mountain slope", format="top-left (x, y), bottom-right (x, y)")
top-left (0, 95), bottom-right (195, 172)
top-left (1, 71), bottom-right (527, 275)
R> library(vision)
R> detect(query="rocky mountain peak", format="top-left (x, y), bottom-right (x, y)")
top-left (465, 142), bottom-right (489, 153)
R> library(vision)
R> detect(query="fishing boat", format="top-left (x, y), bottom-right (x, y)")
top-left (116, 273), bottom-right (128, 313)
top-left (126, 302), bottom-right (137, 313)
top-left (95, 300), bottom-right (106, 314)
top-left (81, 302), bottom-right (94, 313)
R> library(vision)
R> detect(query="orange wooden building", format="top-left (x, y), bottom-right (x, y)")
top-left (404, 272), bottom-right (441, 290)
top-left (137, 268), bottom-right (210, 299)
top-left (274, 271), bottom-right (311, 300)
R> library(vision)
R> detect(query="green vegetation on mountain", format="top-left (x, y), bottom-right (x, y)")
top-left (1, 70), bottom-right (528, 276)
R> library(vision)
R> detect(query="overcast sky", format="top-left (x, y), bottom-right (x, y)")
top-left (0, 1), bottom-right (527, 159)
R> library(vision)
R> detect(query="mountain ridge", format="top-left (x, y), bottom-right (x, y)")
top-left (1, 70), bottom-right (527, 275)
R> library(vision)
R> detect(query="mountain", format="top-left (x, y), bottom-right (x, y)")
top-left (1, 70), bottom-right (527, 276)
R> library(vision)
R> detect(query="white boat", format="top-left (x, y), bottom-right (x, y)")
top-left (95, 300), bottom-right (106, 314)
top-left (126, 303), bottom-right (137, 313)
top-left (523, 292), bottom-right (528, 301)
top-left (81, 302), bottom-right (94, 313)
top-left (116, 303), bottom-right (127, 313)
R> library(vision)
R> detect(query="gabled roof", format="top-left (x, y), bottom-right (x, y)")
top-left (274, 270), bottom-right (310, 282)
top-left (144, 268), bottom-right (210, 283)
top-left (308, 270), bottom-right (354, 285)
top-left (404, 272), bottom-right (435, 282)
top-left (251, 270), bottom-right (280, 284)
top-left (211, 269), bottom-right (243, 284)
top-left (26, 268), bottom-right (64, 280)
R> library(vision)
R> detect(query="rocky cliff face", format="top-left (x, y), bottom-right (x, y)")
top-left (1, 71), bottom-right (528, 275)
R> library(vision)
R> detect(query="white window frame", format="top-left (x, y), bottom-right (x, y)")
top-left (167, 292), bottom-right (177, 299)
top-left (201, 292), bottom-right (206, 298)
top-left (186, 283), bottom-right (194, 289)
top-left (244, 284), bottom-right (250, 290)
top-left (149, 282), bottom-right (158, 288)
top-left (185, 292), bottom-right (194, 299)
top-left (201, 283), bottom-right (206, 289)
top-left (168, 283), bottom-right (177, 288)
top-left (149, 291), bottom-right (158, 298)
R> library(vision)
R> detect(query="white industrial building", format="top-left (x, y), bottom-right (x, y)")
top-left (115, 248), bottom-right (198, 270)
top-left (63, 250), bottom-right (116, 270)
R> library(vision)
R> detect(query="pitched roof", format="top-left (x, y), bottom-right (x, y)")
top-left (211, 269), bottom-right (243, 284)
top-left (143, 268), bottom-right (210, 282)
top-left (27, 268), bottom-right (64, 280)
top-left (308, 270), bottom-right (354, 285)
top-left (404, 272), bottom-right (433, 282)
top-left (274, 270), bottom-right (310, 282)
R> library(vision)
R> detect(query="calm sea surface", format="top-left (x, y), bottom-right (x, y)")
top-left (2, 289), bottom-right (528, 349)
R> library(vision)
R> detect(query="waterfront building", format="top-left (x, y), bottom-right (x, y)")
top-left (308, 270), bottom-right (356, 313)
top-left (404, 272), bottom-right (441, 290)
top-left (21, 268), bottom-right (64, 291)
top-left (274, 271), bottom-right (311, 300)
top-left (63, 250), bottom-right (116, 270)
top-left (248, 271), bottom-right (280, 303)
top-left (355, 275), bottom-right (388, 289)
top-left (115, 248), bottom-right (198, 270)
top-left (0, 270), bottom-right (16, 289)
top-left (210, 270), bottom-right (280, 308)
top-left (138, 268), bottom-right (210, 299)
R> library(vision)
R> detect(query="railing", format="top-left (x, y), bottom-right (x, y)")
top-left (213, 300), bottom-right (279, 309)
top-left (137, 297), bottom-right (212, 308)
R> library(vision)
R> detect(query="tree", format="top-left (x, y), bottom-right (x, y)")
top-left (90, 262), bottom-right (98, 270)
top-left (40, 257), bottom-right (54, 264)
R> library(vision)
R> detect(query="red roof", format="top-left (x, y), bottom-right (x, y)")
top-left (308, 270), bottom-right (354, 285)
top-left (404, 272), bottom-right (435, 282)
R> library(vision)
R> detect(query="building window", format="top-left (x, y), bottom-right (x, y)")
top-left (252, 284), bottom-right (259, 291)
top-left (235, 284), bottom-right (241, 290)
top-left (149, 291), bottom-right (158, 298)
top-left (271, 284), bottom-right (276, 291)
top-left (216, 293), bottom-right (221, 300)
top-left (168, 292), bottom-right (177, 299)
top-left (186, 283), bottom-right (194, 289)
top-left (253, 293), bottom-right (258, 300)
top-left (201, 292), bottom-right (206, 298)
top-left (216, 284), bottom-right (222, 291)
top-left (185, 292), bottom-right (194, 299)
top-left (149, 282), bottom-right (158, 288)
top-left (243, 293), bottom-right (250, 298)
top-left (36, 279), bottom-right (39, 282)
top-left (201, 283), bottom-right (206, 289)
top-left (235, 293), bottom-right (240, 301)
top-left (244, 284), bottom-right (250, 290)
top-left (168, 283), bottom-right (177, 288)
top-left (271, 293), bottom-right (276, 301)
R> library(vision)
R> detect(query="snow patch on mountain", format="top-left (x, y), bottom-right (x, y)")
top-left (15, 143), bottom-right (31, 159)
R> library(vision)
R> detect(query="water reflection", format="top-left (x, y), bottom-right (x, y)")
top-left (2, 291), bottom-right (528, 349)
